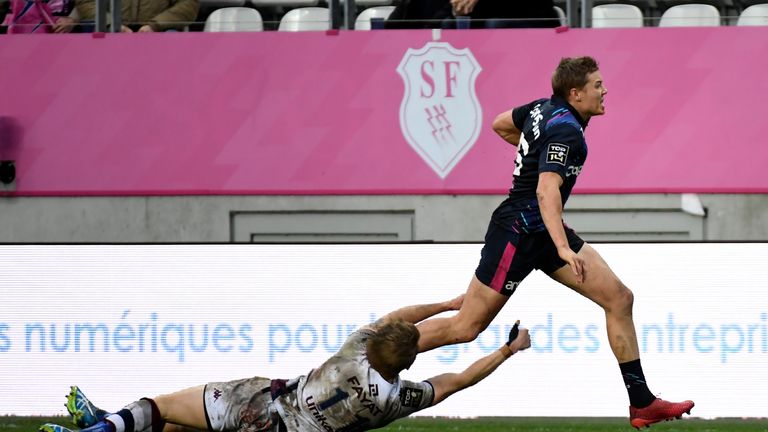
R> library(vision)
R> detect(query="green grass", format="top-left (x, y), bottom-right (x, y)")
top-left (383, 417), bottom-right (768, 431)
top-left (3, 416), bottom-right (768, 432)
top-left (0, 417), bottom-right (66, 431)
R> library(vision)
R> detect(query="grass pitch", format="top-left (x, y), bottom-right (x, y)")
top-left (3, 416), bottom-right (768, 432)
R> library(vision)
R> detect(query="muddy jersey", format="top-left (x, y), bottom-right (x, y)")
top-left (492, 96), bottom-right (589, 233)
top-left (273, 326), bottom-right (434, 432)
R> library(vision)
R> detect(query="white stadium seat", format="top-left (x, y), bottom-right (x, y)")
top-left (278, 7), bottom-right (330, 31)
top-left (592, 4), bottom-right (644, 28)
top-left (204, 7), bottom-right (264, 31)
top-left (658, 4), bottom-right (721, 27)
top-left (554, 5), bottom-right (567, 26)
top-left (737, 3), bottom-right (768, 26)
top-left (354, 6), bottom-right (395, 30)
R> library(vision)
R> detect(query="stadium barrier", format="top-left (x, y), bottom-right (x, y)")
top-left (1, 243), bottom-right (765, 417)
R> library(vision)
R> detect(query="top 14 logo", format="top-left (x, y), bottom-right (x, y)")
top-left (396, 41), bottom-right (483, 179)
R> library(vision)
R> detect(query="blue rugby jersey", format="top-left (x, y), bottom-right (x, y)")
top-left (492, 96), bottom-right (589, 233)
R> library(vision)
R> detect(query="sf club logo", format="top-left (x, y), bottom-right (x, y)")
top-left (397, 41), bottom-right (482, 179)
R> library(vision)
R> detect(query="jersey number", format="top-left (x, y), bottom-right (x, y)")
top-left (318, 387), bottom-right (350, 410)
top-left (513, 133), bottom-right (530, 177)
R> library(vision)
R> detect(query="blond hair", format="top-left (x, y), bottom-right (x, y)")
top-left (366, 320), bottom-right (420, 377)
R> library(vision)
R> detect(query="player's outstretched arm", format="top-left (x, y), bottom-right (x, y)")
top-left (426, 321), bottom-right (531, 405)
top-left (375, 294), bottom-right (464, 327)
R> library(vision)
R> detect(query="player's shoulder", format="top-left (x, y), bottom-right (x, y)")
top-left (544, 105), bottom-right (581, 129)
top-left (516, 97), bottom-right (550, 114)
top-left (543, 108), bottom-right (584, 142)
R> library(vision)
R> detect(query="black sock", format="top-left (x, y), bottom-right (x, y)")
top-left (619, 359), bottom-right (655, 408)
top-left (142, 398), bottom-right (166, 432)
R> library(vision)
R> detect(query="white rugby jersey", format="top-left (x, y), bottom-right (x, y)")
top-left (273, 326), bottom-right (434, 432)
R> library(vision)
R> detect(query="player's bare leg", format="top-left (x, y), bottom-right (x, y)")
top-left (550, 243), bottom-right (638, 362)
top-left (154, 386), bottom-right (209, 429)
top-left (550, 243), bottom-right (693, 429)
top-left (416, 275), bottom-right (509, 352)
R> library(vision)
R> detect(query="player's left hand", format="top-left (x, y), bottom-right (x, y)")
top-left (558, 247), bottom-right (585, 284)
top-left (52, 16), bottom-right (77, 33)
top-left (506, 320), bottom-right (531, 354)
top-left (450, 0), bottom-right (478, 15)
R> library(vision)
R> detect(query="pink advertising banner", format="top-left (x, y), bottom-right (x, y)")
top-left (0, 27), bottom-right (767, 196)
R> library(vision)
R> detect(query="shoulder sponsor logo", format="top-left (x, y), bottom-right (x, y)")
top-left (546, 143), bottom-right (569, 166)
top-left (566, 165), bottom-right (583, 177)
top-left (399, 387), bottom-right (424, 407)
top-left (397, 41), bottom-right (482, 179)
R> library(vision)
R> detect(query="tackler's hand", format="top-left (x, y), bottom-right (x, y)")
top-left (506, 320), bottom-right (531, 354)
top-left (444, 294), bottom-right (465, 312)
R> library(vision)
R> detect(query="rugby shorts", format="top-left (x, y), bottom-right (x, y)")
top-left (204, 376), bottom-right (278, 432)
top-left (475, 221), bottom-right (584, 295)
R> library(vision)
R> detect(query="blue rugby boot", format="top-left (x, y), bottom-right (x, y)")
top-left (41, 421), bottom-right (113, 432)
top-left (66, 386), bottom-right (109, 428)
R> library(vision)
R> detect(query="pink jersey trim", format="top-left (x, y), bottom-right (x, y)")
top-left (490, 242), bottom-right (516, 292)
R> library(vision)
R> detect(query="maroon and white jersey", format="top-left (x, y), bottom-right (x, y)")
top-left (274, 326), bottom-right (434, 432)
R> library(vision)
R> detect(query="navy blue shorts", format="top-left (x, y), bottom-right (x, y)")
top-left (475, 221), bottom-right (585, 296)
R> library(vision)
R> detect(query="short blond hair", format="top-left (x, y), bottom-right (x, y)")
top-left (366, 320), bottom-right (420, 376)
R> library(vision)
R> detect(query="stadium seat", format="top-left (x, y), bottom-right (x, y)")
top-left (354, 6), bottom-right (395, 29)
top-left (658, 3), bottom-right (721, 26)
top-left (278, 7), bottom-right (330, 31)
top-left (204, 7), bottom-right (264, 31)
top-left (554, 5), bottom-right (567, 26)
top-left (592, 4), bottom-right (644, 27)
top-left (655, 0), bottom-right (733, 15)
top-left (737, 3), bottom-right (768, 25)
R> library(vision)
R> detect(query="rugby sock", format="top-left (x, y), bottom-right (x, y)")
top-left (620, 359), bottom-right (656, 408)
top-left (96, 398), bottom-right (164, 432)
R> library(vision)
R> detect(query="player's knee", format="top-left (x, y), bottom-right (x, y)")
top-left (613, 283), bottom-right (634, 313)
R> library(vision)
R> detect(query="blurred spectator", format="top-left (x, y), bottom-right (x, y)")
top-left (2, 0), bottom-right (77, 33)
top-left (1, 0), bottom-right (9, 24)
top-left (387, 0), bottom-right (559, 29)
top-left (74, 0), bottom-right (199, 32)
top-left (452, 0), bottom-right (559, 28)
top-left (386, 0), bottom-right (449, 28)
top-left (53, 6), bottom-right (79, 32)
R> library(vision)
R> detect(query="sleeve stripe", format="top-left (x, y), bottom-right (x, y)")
top-left (422, 380), bottom-right (436, 407)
